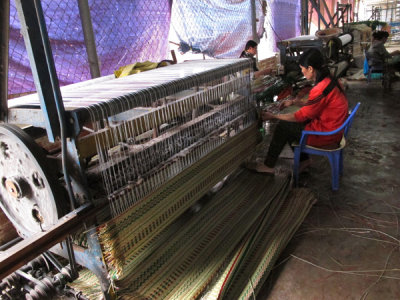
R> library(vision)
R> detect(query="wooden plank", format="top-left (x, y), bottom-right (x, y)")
top-left (0, 210), bottom-right (18, 246)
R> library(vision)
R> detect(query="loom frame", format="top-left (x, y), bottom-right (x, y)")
top-left (1, 2), bottom-right (256, 299)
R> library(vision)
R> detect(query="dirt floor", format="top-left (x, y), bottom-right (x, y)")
top-left (257, 75), bottom-right (400, 299)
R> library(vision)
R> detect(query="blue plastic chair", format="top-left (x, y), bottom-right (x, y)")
top-left (293, 102), bottom-right (361, 191)
top-left (365, 51), bottom-right (391, 89)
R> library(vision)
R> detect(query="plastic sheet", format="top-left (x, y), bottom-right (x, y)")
top-left (171, 0), bottom-right (265, 58)
top-left (8, 0), bottom-right (172, 96)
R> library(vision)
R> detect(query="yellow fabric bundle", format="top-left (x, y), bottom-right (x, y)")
top-left (114, 61), bottom-right (158, 78)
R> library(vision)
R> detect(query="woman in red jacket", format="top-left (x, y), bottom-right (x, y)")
top-left (255, 48), bottom-right (348, 174)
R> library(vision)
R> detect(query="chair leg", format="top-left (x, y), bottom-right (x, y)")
top-left (293, 148), bottom-right (301, 187)
top-left (339, 151), bottom-right (344, 176)
top-left (328, 153), bottom-right (340, 191)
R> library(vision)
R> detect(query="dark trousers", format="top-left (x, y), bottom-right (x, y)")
top-left (264, 120), bottom-right (309, 168)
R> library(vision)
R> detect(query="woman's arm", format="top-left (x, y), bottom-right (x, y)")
top-left (261, 111), bottom-right (297, 122)
top-left (278, 95), bottom-right (308, 110)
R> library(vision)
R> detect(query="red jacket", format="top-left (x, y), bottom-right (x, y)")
top-left (294, 78), bottom-right (348, 147)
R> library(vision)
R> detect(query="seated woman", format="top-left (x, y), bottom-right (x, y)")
top-left (254, 48), bottom-right (349, 174)
top-left (367, 30), bottom-right (400, 72)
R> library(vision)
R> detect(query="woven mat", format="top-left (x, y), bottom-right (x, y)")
top-left (76, 181), bottom-right (315, 299)
top-left (97, 124), bottom-right (260, 279)
top-left (91, 123), bottom-right (316, 299)
top-left (70, 186), bottom-right (315, 300)
top-left (68, 268), bottom-right (103, 300)
top-left (204, 188), bottom-right (316, 300)
top-left (114, 171), bottom-right (292, 299)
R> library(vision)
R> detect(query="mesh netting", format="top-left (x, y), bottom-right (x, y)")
top-left (8, 0), bottom-right (171, 96)
top-left (7, 0), bottom-right (302, 97)
top-left (264, 0), bottom-right (301, 54)
top-left (171, 0), bottom-right (265, 58)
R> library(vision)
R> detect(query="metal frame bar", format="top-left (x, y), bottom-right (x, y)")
top-left (309, 0), bottom-right (329, 28)
top-left (77, 0), bottom-right (101, 79)
top-left (329, 3), bottom-right (352, 28)
top-left (300, 0), bottom-right (354, 32)
top-left (0, 0), bottom-right (10, 122)
top-left (250, 0), bottom-right (259, 43)
top-left (14, 0), bottom-right (65, 142)
top-left (321, 0), bottom-right (334, 26)
top-left (301, 0), bottom-right (309, 35)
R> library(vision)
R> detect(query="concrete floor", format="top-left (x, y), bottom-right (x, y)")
top-left (258, 78), bottom-right (400, 299)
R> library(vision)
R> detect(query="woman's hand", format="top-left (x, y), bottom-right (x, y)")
top-left (261, 111), bottom-right (276, 121)
top-left (278, 99), bottom-right (294, 110)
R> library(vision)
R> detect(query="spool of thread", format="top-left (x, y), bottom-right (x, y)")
top-left (338, 33), bottom-right (353, 47)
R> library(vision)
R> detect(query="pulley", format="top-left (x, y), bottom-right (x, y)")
top-left (0, 124), bottom-right (66, 238)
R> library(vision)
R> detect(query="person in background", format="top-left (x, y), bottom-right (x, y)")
top-left (367, 31), bottom-right (400, 72)
top-left (240, 40), bottom-right (271, 78)
top-left (253, 48), bottom-right (348, 174)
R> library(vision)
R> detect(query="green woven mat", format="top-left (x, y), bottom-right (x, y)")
top-left (97, 124), bottom-right (260, 279)
top-left (214, 188), bottom-right (317, 300)
top-left (74, 185), bottom-right (315, 300)
top-left (68, 268), bottom-right (103, 300)
top-left (115, 171), bottom-right (291, 299)
top-left (91, 121), bottom-right (316, 299)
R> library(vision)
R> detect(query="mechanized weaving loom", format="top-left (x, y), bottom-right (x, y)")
top-left (0, 58), bottom-right (317, 299)
top-left (0, 2), bottom-right (317, 299)
top-left (0, 55), bottom-right (317, 299)
top-left (1, 57), bottom-right (259, 294)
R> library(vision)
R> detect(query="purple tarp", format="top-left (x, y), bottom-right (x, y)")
top-left (8, 0), bottom-right (172, 96)
top-left (8, 0), bottom-right (300, 96)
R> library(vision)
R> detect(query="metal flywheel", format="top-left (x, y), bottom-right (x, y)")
top-left (0, 124), bottom-right (66, 238)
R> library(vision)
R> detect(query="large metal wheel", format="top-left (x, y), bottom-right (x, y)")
top-left (0, 124), bottom-right (66, 238)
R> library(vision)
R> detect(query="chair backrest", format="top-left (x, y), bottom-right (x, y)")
top-left (343, 102), bottom-right (361, 137)
top-left (365, 50), bottom-right (385, 74)
top-left (308, 102), bottom-right (361, 136)
top-left (298, 102), bottom-right (361, 147)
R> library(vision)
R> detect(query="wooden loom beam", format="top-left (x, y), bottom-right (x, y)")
top-left (0, 203), bottom-right (97, 280)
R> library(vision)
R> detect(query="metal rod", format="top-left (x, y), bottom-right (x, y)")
top-left (301, 0), bottom-right (309, 35)
top-left (250, 0), bottom-right (259, 43)
top-left (309, 0), bottom-right (329, 28)
top-left (0, 236), bottom-right (22, 251)
top-left (321, 0), bottom-right (334, 26)
top-left (14, 0), bottom-right (62, 141)
top-left (77, 0), bottom-right (101, 79)
top-left (65, 235), bottom-right (78, 280)
top-left (318, 0), bottom-right (321, 30)
top-left (0, 0), bottom-right (10, 122)
top-left (43, 251), bottom-right (63, 272)
top-left (15, 270), bottom-right (42, 286)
